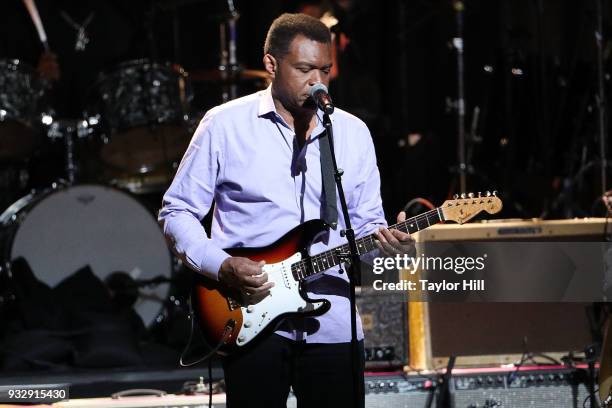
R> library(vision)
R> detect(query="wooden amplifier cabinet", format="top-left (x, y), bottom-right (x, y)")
top-left (407, 218), bottom-right (610, 370)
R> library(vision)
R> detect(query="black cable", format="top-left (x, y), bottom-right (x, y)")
top-left (584, 386), bottom-right (600, 408)
top-left (179, 299), bottom-right (234, 367)
top-left (603, 195), bottom-right (611, 241)
top-left (507, 337), bottom-right (560, 385)
top-left (527, 352), bottom-right (562, 366)
top-left (208, 355), bottom-right (213, 408)
top-left (507, 339), bottom-right (530, 384)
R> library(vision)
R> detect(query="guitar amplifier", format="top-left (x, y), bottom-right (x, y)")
top-left (289, 367), bottom-right (594, 408)
top-left (408, 218), bottom-right (609, 370)
top-left (356, 286), bottom-right (409, 369)
top-left (449, 366), bottom-right (595, 408)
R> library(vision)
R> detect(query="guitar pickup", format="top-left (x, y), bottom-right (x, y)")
top-left (282, 267), bottom-right (291, 288)
top-left (227, 296), bottom-right (239, 311)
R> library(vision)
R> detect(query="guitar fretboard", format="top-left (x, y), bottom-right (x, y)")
top-left (290, 208), bottom-right (444, 281)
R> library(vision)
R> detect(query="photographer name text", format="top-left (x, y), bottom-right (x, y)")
top-left (372, 279), bottom-right (485, 292)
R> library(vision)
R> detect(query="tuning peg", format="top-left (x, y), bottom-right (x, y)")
top-left (460, 193), bottom-right (466, 199)
top-left (478, 192), bottom-right (482, 198)
top-left (453, 194), bottom-right (459, 199)
top-left (468, 192), bottom-right (474, 198)
top-left (492, 190), bottom-right (498, 196)
top-left (486, 191), bottom-right (491, 197)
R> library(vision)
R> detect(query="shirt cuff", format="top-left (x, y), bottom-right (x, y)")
top-left (201, 245), bottom-right (231, 281)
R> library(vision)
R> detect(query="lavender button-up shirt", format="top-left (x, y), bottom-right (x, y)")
top-left (158, 86), bottom-right (387, 343)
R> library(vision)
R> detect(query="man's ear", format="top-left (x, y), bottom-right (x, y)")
top-left (263, 54), bottom-right (277, 78)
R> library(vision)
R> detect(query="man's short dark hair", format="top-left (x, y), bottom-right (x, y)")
top-left (264, 13), bottom-right (331, 59)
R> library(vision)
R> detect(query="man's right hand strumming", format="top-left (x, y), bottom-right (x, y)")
top-left (219, 257), bottom-right (274, 301)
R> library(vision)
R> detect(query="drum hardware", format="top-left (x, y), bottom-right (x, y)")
top-left (222, 0), bottom-right (239, 102)
top-left (186, 1), bottom-right (273, 103)
top-left (45, 116), bottom-right (99, 141)
top-left (187, 1), bottom-right (269, 113)
top-left (64, 122), bottom-right (77, 185)
top-left (44, 117), bottom-right (100, 185)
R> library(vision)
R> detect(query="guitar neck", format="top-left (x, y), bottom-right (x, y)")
top-left (291, 208), bottom-right (444, 281)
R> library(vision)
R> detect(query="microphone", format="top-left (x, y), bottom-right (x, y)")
top-left (309, 83), bottom-right (334, 114)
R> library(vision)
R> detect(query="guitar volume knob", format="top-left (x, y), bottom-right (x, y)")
top-left (246, 305), bottom-right (254, 313)
top-left (244, 321), bottom-right (252, 328)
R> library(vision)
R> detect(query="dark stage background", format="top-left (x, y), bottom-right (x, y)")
top-left (0, 0), bottom-right (611, 383)
top-left (1, 0), bottom-right (610, 219)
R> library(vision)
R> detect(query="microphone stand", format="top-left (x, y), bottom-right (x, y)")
top-left (322, 112), bottom-right (363, 408)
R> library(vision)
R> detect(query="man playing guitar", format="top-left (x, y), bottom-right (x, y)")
top-left (158, 13), bottom-right (412, 408)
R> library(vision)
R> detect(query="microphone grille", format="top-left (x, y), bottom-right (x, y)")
top-left (309, 82), bottom-right (328, 98)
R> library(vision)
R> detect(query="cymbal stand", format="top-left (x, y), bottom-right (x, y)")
top-left (219, 0), bottom-right (239, 102)
top-left (47, 118), bottom-right (98, 185)
top-left (64, 125), bottom-right (77, 185)
top-left (453, 0), bottom-right (467, 193)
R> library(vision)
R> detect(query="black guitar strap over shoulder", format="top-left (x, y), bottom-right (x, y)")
top-left (318, 130), bottom-right (338, 229)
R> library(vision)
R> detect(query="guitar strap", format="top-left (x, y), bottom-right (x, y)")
top-left (318, 130), bottom-right (338, 229)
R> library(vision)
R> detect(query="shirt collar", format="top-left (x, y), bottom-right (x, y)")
top-left (258, 85), bottom-right (277, 118)
top-left (258, 85), bottom-right (328, 136)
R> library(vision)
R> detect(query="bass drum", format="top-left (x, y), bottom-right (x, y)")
top-left (0, 184), bottom-right (172, 327)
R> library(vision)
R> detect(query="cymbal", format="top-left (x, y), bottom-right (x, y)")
top-left (189, 67), bottom-right (271, 82)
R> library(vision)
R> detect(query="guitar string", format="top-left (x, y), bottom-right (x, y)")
top-left (294, 208), bottom-right (442, 279)
top-left (294, 198), bottom-right (495, 279)
top-left (299, 209), bottom-right (439, 273)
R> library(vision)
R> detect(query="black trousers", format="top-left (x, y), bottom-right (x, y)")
top-left (222, 334), bottom-right (365, 408)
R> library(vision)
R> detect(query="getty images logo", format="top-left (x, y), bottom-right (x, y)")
top-left (372, 253), bottom-right (487, 275)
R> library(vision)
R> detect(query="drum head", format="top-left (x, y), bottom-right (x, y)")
top-left (8, 184), bottom-right (171, 326)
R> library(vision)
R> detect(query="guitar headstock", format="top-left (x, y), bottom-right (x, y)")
top-left (441, 191), bottom-right (503, 224)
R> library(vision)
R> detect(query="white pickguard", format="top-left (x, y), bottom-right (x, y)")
top-left (234, 252), bottom-right (326, 347)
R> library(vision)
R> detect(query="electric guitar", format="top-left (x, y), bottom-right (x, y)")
top-left (192, 192), bottom-right (503, 354)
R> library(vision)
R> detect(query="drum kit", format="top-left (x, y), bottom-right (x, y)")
top-left (0, 55), bottom-right (199, 329)
top-left (0, 42), bottom-right (269, 330)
